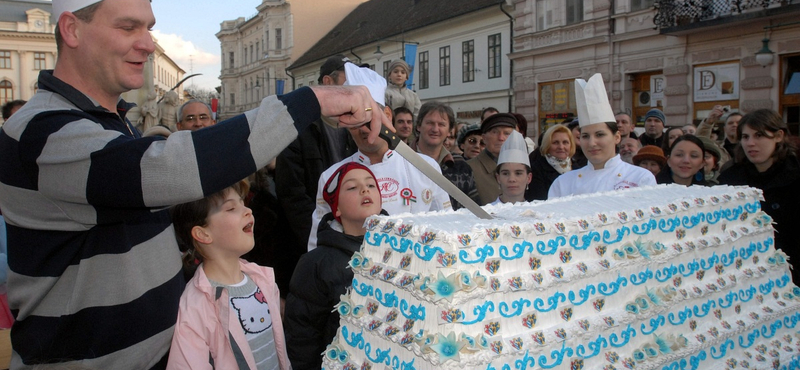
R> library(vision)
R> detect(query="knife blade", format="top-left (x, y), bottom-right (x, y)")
top-left (377, 125), bottom-right (493, 220)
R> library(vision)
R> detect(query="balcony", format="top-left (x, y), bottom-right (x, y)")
top-left (654, 0), bottom-right (800, 34)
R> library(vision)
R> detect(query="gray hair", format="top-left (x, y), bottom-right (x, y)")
top-left (178, 100), bottom-right (213, 122)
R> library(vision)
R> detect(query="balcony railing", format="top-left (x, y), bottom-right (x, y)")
top-left (654, 0), bottom-right (788, 29)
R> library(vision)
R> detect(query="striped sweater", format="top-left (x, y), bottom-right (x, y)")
top-left (0, 70), bottom-right (318, 369)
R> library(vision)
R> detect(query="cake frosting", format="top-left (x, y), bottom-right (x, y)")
top-left (322, 185), bottom-right (800, 370)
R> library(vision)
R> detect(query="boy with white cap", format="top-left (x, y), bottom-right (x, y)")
top-left (492, 130), bottom-right (532, 204)
top-left (548, 74), bottom-right (655, 198)
top-left (0, 0), bottom-right (389, 368)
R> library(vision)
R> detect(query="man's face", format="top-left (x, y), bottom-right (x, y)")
top-left (725, 115), bottom-right (741, 141)
top-left (76, 0), bottom-right (156, 97)
top-left (177, 102), bottom-right (215, 131)
top-left (419, 111), bottom-right (450, 149)
top-left (619, 138), bottom-right (640, 163)
top-left (393, 112), bottom-right (414, 141)
top-left (349, 124), bottom-right (388, 156)
top-left (615, 114), bottom-right (633, 136)
top-left (644, 117), bottom-right (664, 137)
top-left (483, 125), bottom-right (514, 157)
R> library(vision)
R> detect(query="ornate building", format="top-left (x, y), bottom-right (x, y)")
top-left (216, 0), bottom-right (367, 120)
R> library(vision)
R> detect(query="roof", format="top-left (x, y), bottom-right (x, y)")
top-left (0, 0), bottom-right (54, 23)
top-left (289, 0), bottom-right (503, 70)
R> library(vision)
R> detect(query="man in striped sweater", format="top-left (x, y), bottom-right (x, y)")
top-left (0, 0), bottom-right (388, 369)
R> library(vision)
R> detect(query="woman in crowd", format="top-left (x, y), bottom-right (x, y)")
top-left (656, 135), bottom-right (707, 186)
top-left (718, 109), bottom-right (800, 282)
top-left (525, 124), bottom-right (574, 201)
top-left (662, 126), bottom-right (685, 154)
top-left (457, 123), bottom-right (484, 160)
top-left (697, 136), bottom-right (726, 185)
top-left (567, 120), bottom-right (587, 169)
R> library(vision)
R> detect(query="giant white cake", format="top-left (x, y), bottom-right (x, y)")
top-left (322, 185), bottom-right (800, 370)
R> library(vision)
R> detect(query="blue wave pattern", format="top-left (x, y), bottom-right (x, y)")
top-left (352, 277), bottom-right (426, 321)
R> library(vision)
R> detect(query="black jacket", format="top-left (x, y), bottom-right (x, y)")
top-left (654, 168), bottom-right (708, 186)
top-left (525, 151), bottom-right (562, 201)
top-left (719, 155), bottom-right (800, 283)
top-left (284, 213), bottom-right (364, 370)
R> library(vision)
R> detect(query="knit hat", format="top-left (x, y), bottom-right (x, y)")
top-left (53, 0), bottom-right (101, 18)
top-left (644, 108), bottom-right (666, 125)
top-left (388, 60), bottom-right (411, 76)
top-left (457, 123), bottom-right (482, 145)
top-left (481, 113), bottom-right (517, 133)
top-left (633, 145), bottom-right (667, 167)
top-left (344, 62), bottom-right (387, 106)
top-left (318, 55), bottom-right (350, 83)
top-left (323, 162), bottom-right (380, 222)
top-left (497, 131), bottom-right (531, 167)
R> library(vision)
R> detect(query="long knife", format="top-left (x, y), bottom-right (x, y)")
top-left (377, 125), bottom-right (493, 220)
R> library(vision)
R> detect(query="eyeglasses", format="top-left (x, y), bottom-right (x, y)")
top-left (183, 114), bottom-right (211, 123)
top-left (467, 138), bottom-right (485, 146)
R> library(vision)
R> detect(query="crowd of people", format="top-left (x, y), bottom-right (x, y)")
top-left (0, 0), bottom-right (797, 369)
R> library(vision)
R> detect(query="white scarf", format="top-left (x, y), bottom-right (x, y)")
top-left (546, 154), bottom-right (572, 174)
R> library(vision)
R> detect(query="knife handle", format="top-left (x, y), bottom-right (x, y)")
top-left (377, 124), bottom-right (401, 150)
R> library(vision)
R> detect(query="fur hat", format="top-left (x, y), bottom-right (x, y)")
top-left (633, 145), bottom-right (667, 167)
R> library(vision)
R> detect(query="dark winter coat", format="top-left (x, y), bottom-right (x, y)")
top-left (525, 151), bottom-right (563, 201)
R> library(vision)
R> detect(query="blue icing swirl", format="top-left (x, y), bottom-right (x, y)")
top-left (609, 325), bottom-right (636, 347)
top-left (500, 298), bottom-right (533, 318)
top-left (459, 245), bottom-right (494, 264)
top-left (460, 301), bottom-right (494, 325)
top-left (641, 315), bottom-right (666, 335)
top-left (569, 231), bottom-right (600, 250)
top-left (602, 226), bottom-right (630, 244)
top-left (709, 339), bottom-right (734, 359)
top-left (658, 217), bottom-right (681, 232)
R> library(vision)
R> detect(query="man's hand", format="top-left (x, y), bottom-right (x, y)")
top-left (311, 85), bottom-right (393, 144)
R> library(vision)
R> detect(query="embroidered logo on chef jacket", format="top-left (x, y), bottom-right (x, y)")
top-left (378, 177), bottom-right (400, 198)
top-left (614, 180), bottom-right (639, 190)
top-left (422, 188), bottom-right (433, 205)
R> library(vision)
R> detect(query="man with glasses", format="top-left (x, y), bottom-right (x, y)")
top-left (176, 100), bottom-right (216, 131)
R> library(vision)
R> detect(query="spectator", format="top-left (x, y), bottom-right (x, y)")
top-left (697, 136), bottom-right (725, 185)
top-left (480, 107), bottom-right (499, 122)
top-left (392, 106), bottom-right (414, 144)
top-left (285, 163), bottom-right (383, 369)
top-left (619, 137), bottom-right (641, 164)
top-left (719, 109), bottom-right (799, 282)
top-left (415, 102), bottom-right (479, 210)
top-left (615, 112), bottom-right (637, 140)
top-left (549, 74), bottom-right (655, 198)
top-left (639, 108), bottom-right (666, 148)
top-left (384, 59), bottom-right (421, 117)
top-left (1, 100), bottom-right (26, 123)
top-left (306, 63), bottom-right (451, 251)
top-left (697, 105), bottom-right (741, 160)
top-left (662, 126), bottom-right (684, 154)
top-left (169, 180), bottom-right (290, 369)
top-left (525, 124), bottom-right (574, 201)
top-left (457, 123), bottom-right (483, 160)
top-left (492, 131), bottom-right (531, 204)
top-left (0, 0), bottom-right (388, 367)
top-left (656, 135), bottom-right (707, 186)
top-left (721, 112), bottom-right (742, 158)
top-left (176, 100), bottom-right (216, 131)
top-left (468, 113), bottom-right (516, 205)
top-left (633, 145), bottom-right (667, 177)
top-left (682, 124), bottom-right (697, 135)
top-left (567, 119), bottom-right (588, 169)
top-left (445, 125), bottom-right (462, 156)
top-left (512, 113), bottom-right (536, 154)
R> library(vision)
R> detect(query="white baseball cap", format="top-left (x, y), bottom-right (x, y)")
top-left (53, 0), bottom-right (103, 19)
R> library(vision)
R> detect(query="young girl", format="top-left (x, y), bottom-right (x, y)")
top-left (384, 60), bottom-right (421, 117)
top-left (493, 131), bottom-right (532, 204)
top-left (168, 180), bottom-right (290, 370)
top-left (633, 145), bottom-right (667, 177)
top-left (656, 135), bottom-right (707, 186)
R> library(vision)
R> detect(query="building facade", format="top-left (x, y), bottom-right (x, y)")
top-left (288, 0), bottom-right (514, 125)
top-left (216, 0), bottom-right (367, 120)
top-left (510, 0), bottom-right (800, 136)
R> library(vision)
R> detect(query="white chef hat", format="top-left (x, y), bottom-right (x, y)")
top-left (343, 62), bottom-right (386, 106)
top-left (497, 131), bottom-right (530, 168)
top-left (53, 0), bottom-right (103, 19)
top-left (574, 73), bottom-right (616, 128)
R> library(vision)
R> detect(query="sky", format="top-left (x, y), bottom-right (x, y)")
top-left (147, 0), bottom-right (264, 91)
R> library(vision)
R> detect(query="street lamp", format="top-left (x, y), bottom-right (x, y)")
top-left (755, 37), bottom-right (773, 68)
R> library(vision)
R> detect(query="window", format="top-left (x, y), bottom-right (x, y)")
top-left (488, 34), bottom-right (502, 79)
top-left (419, 51), bottom-right (429, 89)
top-left (567, 0), bottom-right (583, 25)
top-left (229, 52), bottom-right (234, 68)
top-left (0, 51), bottom-right (11, 69)
top-left (250, 45), bottom-right (254, 64)
top-left (631, 0), bottom-right (655, 11)
top-left (383, 60), bottom-right (391, 79)
top-left (439, 46), bottom-right (450, 86)
top-left (0, 80), bottom-right (12, 106)
top-left (244, 48), bottom-right (248, 66)
top-left (230, 93), bottom-right (235, 106)
top-left (265, 31), bottom-right (269, 50)
top-left (536, 0), bottom-right (552, 31)
top-left (256, 43), bottom-right (259, 61)
top-left (276, 28), bottom-right (282, 50)
top-left (462, 40), bottom-right (474, 83)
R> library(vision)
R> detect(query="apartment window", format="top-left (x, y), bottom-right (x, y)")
top-left (567, 0), bottom-right (584, 24)
top-left (276, 28), bottom-right (282, 50)
top-left (244, 48), bottom-right (248, 66)
top-left (250, 45), bottom-right (254, 63)
top-left (631, 0), bottom-right (655, 11)
top-left (419, 51), bottom-right (429, 89)
top-left (383, 60), bottom-right (391, 79)
top-left (462, 40), bottom-right (474, 83)
top-left (230, 93), bottom-right (235, 106)
top-left (0, 80), bottom-right (12, 106)
top-left (536, 0), bottom-right (552, 31)
top-left (488, 34), bottom-right (502, 79)
top-left (256, 44), bottom-right (259, 60)
top-left (439, 46), bottom-right (450, 86)
top-left (229, 52), bottom-right (234, 68)
top-left (0, 51), bottom-right (11, 69)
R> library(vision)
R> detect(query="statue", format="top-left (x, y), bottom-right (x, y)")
top-left (141, 90), bottom-right (159, 133)
top-left (158, 91), bottom-right (180, 131)
top-left (126, 105), bottom-right (143, 133)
